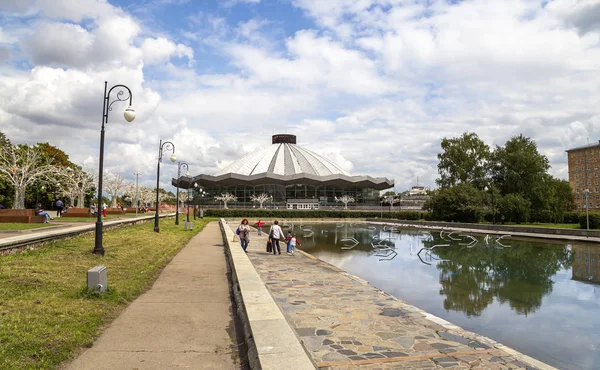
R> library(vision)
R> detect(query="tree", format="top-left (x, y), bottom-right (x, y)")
top-left (57, 166), bottom-right (95, 207)
top-left (490, 134), bottom-right (550, 206)
top-left (250, 193), bottom-right (272, 209)
top-left (436, 132), bottom-right (491, 190)
top-left (547, 178), bottom-right (574, 222)
top-left (498, 193), bottom-right (532, 224)
top-left (104, 173), bottom-right (126, 207)
top-left (215, 193), bottom-right (237, 209)
top-left (0, 144), bottom-right (59, 209)
top-left (426, 183), bottom-right (485, 223)
top-left (335, 195), bottom-right (355, 209)
top-left (0, 132), bottom-right (13, 207)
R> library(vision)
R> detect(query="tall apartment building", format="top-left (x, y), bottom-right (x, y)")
top-left (566, 141), bottom-right (600, 211)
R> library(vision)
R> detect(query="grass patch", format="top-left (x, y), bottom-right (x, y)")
top-left (502, 223), bottom-right (581, 229)
top-left (0, 223), bottom-right (54, 231)
top-left (0, 217), bottom-right (218, 370)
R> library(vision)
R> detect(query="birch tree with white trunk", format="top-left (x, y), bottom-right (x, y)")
top-left (0, 144), bottom-right (59, 209)
top-left (383, 195), bottom-right (399, 211)
top-left (104, 173), bottom-right (126, 208)
top-left (335, 195), bottom-right (355, 210)
top-left (215, 193), bottom-right (237, 209)
top-left (250, 193), bottom-right (271, 209)
top-left (58, 167), bottom-right (96, 207)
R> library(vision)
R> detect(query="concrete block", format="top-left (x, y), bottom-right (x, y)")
top-left (87, 266), bottom-right (107, 292)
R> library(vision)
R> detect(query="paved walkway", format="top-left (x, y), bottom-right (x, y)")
top-left (64, 222), bottom-right (244, 370)
top-left (245, 232), bottom-right (554, 370)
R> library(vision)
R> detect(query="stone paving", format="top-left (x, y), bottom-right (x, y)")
top-left (245, 233), bottom-right (552, 370)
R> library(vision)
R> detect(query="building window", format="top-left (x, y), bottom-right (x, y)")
top-left (582, 166), bottom-right (585, 171)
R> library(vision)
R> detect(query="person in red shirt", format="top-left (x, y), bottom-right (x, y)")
top-left (256, 220), bottom-right (265, 236)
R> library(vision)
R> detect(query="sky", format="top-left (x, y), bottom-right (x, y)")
top-left (1, 0), bottom-right (600, 192)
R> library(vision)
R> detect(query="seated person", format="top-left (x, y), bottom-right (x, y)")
top-left (35, 203), bottom-right (54, 223)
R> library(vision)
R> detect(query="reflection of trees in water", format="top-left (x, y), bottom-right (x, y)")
top-left (428, 238), bottom-right (573, 317)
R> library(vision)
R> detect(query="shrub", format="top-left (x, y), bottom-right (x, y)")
top-left (563, 212), bottom-right (581, 224)
top-left (579, 212), bottom-right (600, 229)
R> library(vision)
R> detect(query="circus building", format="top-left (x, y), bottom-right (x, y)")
top-left (174, 135), bottom-right (394, 209)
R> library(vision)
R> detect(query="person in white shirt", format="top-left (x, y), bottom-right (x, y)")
top-left (269, 220), bottom-right (284, 255)
top-left (287, 234), bottom-right (300, 255)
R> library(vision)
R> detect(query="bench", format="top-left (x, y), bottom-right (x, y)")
top-left (64, 208), bottom-right (95, 218)
top-left (0, 209), bottom-right (45, 223)
top-left (106, 207), bottom-right (126, 215)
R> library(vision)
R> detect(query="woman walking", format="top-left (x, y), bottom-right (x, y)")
top-left (238, 218), bottom-right (251, 253)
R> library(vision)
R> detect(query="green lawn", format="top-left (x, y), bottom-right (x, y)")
top-left (0, 223), bottom-right (55, 231)
top-left (0, 217), bottom-right (217, 370)
top-left (497, 223), bottom-right (581, 229)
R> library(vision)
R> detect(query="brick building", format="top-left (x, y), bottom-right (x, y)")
top-left (566, 141), bottom-right (600, 211)
top-left (571, 245), bottom-right (600, 283)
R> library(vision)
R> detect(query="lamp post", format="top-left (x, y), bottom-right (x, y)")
top-left (154, 140), bottom-right (176, 232)
top-left (133, 172), bottom-right (141, 217)
top-left (175, 162), bottom-right (189, 226)
top-left (484, 185), bottom-right (496, 224)
top-left (584, 188), bottom-right (590, 230)
top-left (184, 182), bottom-right (197, 230)
top-left (94, 82), bottom-right (135, 256)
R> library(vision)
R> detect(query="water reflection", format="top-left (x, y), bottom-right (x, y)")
top-left (296, 222), bottom-right (600, 370)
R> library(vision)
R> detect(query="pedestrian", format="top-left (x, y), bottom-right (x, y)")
top-left (35, 203), bottom-right (54, 223)
top-left (102, 202), bottom-right (107, 218)
top-left (288, 234), bottom-right (300, 255)
top-left (238, 218), bottom-right (251, 253)
top-left (55, 199), bottom-right (64, 218)
top-left (256, 219), bottom-right (265, 236)
top-left (268, 220), bottom-right (284, 255)
top-left (285, 231), bottom-right (292, 253)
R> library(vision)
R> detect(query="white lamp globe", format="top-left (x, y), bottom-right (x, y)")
top-left (170, 154), bottom-right (177, 162)
top-left (124, 107), bottom-right (136, 122)
top-left (185, 171), bottom-right (190, 177)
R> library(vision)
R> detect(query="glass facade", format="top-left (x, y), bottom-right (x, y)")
top-left (190, 183), bottom-right (381, 208)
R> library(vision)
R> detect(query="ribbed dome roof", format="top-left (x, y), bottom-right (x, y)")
top-left (215, 136), bottom-right (351, 177)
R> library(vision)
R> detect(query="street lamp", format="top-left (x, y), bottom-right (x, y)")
top-left (175, 162), bottom-right (189, 226)
top-left (185, 182), bottom-right (197, 230)
top-left (195, 187), bottom-right (206, 219)
top-left (154, 140), bottom-right (176, 232)
top-left (133, 172), bottom-right (141, 217)
top-left (94, 82), bottom-right (135, 256)
top-left (584, 188), bottom-right (590, 230)
top-left (484, 185), bottom-right (495, 225)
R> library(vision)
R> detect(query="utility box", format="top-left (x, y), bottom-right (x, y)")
top-left (87, 266), bottom-right (108, 292)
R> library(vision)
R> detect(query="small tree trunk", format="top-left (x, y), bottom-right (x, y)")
top-left (224, 201), bottom-right (229, 209)
top-left (111, 197), bottom-right (118, 208)
top-left (13, 185), bottom-right (25, 209)
top-left (78, 194), bottom-right (85, 208)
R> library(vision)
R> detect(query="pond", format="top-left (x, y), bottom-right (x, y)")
top-left (289, 222), bottom-right (600, 370)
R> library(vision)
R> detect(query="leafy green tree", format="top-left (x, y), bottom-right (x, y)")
top-left (491, 135), bottom-right (550, 207)
top-left (547, 178), bottom-right (574, 222)
top-left (427, 183), bottom-right (485, 222)
top-left (436, 132), bottom-right (491, 190)
top-left (498, 193), bottom-right (531, 223)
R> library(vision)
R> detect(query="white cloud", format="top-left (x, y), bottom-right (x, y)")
top-left (222, 0), bottom-right (260, 8)
top-left (3, 0), bottom-right (600, 193)
top-left (141, 37), bottom-right (194, 66)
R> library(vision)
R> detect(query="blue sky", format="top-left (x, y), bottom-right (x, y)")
top-left (1, 0), bottom-right (600, 191)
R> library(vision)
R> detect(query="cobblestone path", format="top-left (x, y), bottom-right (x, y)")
top-left (246, 235), bottom-right (550, 370)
